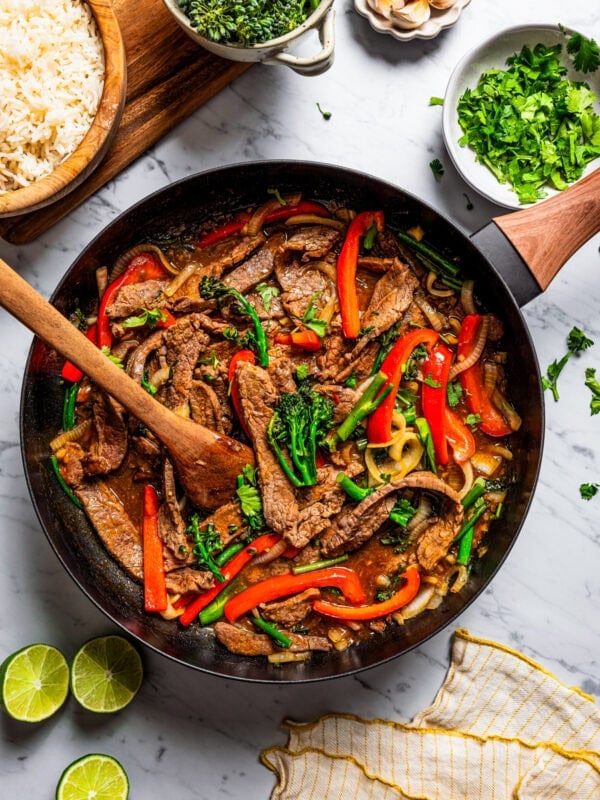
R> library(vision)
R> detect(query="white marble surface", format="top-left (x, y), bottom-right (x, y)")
top-left (1, 1), bottom-right (599, 797)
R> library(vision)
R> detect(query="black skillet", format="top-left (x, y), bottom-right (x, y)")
top-left (19, 161), bottom-right (600, 683)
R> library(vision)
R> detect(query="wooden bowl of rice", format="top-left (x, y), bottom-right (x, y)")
top-left (0, 0), bottom-right (126, 218)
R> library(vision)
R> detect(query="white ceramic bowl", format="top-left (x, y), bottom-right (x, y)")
top-left (162, 0), bottom-right (335, 76)
top-left (443, 24), bottom-right (600, 209)
top-left (354, 0), bottom-right (471, 42)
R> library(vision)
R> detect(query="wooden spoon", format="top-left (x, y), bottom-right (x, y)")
top-left (0, 258), bottom-right (254, 510)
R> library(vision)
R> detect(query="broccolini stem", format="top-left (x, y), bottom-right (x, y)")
top-left (251, 614), bottom-right (292, 649)
top-left (266, 415), bottom-right (304, 488)
top-left (336, 472), bottom-right (372, 502)
top-left (292, 555), bottom-right (349, 575)
top-left (461, 476), bottom-right (487, 509)
top-left (327, 372), bottom-right (392, 450)
top-left (397, 231), bottom-right (461, 279)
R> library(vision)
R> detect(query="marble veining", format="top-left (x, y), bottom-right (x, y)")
top-left (0, 1), bottom-right (598, 797)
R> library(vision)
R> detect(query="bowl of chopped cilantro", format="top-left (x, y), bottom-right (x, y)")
top-left (443, 24), bottom-right (600, 208)
top-left (163, 0), bottom-right (335, 76)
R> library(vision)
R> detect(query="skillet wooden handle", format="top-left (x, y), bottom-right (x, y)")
top-left (492, 167), bottom-right (600, 291)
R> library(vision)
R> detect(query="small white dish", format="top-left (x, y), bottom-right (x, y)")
top-left (354, 0), bottom-right (471, 42)
top-left (443, 24), bottom-right (600, 209)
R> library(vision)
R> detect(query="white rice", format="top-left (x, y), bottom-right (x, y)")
top-left (0, 0), bottom-right (105, 193)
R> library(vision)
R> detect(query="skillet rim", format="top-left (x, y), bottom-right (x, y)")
top-left (18, 159), bottom-right (545, 683)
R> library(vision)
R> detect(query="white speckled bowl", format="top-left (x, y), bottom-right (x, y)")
top-left (443, 24), bottom-right (600, 209)
top-left (354, 0), bottom-right (471, 42)
top-left (162, 0), bottom-right (335, 76)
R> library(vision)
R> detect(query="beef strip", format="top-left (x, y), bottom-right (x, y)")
top-left (293, 465), bottom-right (360, 548)
top-left (125, 329), bottom-right (165, 384)
top-left (275, 255), bottom-right (333, 320)
top-left (75, 481), bottom-right (143, 581)
top-left (222, 241), bottom-right (277, 294)
top-left (106, 279), bottom-right (169, 319)
top-left (84, 393), bottom-right (128, 476)
top-left (163, 316), bottom-right (210, 410)
top-left (235, 362), bottom-right (299, 542)
top-left (213, 622), bottom-right (332, 656)
top-left (282, 225), bottom-right (340, 261)
top-left (316, 323), bottom-right (351, 381)
top-left (57, 442), bottom-right (86, 487)
top-left (319, 471), bottom-right (463, 563)
top-left (188, 379), bottom-right (229, 433)
top-left (165, 567), bottom-right (214, 595)
top-left (347, 257), bottom-right (419, 357)
top-left (157, 459), bottom-right (188, 557)
top-left (260, 588), bottom-right (321, 627)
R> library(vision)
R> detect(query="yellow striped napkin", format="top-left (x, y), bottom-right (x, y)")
top-left (262, 629), bottom-right (600, 799)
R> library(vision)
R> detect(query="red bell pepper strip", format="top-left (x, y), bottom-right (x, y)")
top-left (421, 343), bottom-right (453, 465)
top-left (457, 315), bottom-right (512, 437)
top-left (196, 202), bottom-right (330, 248)
top-left (61, 323), bottom-right (97, 383)
top-left (224, 566), bottom-right (366, 623)
top-left (337, 210), bottom-right (385, 339)
top-left (97, 253), bottom-right (169, 350)
top-left (274, 329), bottom-right (322, 351)
top-left (445, 407), bottom-right (476, 463)
top-left (179, 533), bottom-right (281, 626)
top-left (228, 349), bottom-right (256, 438)
top-left (367, 328), bottom-right (439, 445)
top-left (312, 565), bottom-right (420, 621)
top-left (142, 485), bottom-right (168, 613)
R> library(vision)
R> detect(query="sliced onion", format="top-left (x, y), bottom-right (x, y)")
top-left (448, 564), bottom-right (469, 593)
top-left (96, 266), bottom-right (108, 300)
top-left (460, 279), bottom-right (477, 315)
top-left (111, 243), bottom-right (177, 281)
top-left (492, 388), bottom-right (522, 431)
top-left (250, 539), bottom-right (287, 566)
top-left (160, 595), bottom-right (185, 620)
top-left (470, 450), bottom-right (501, 477)
top-left (482, 444), bottom-right (513, 461)
top-left (449, 315), bottom-right (489, 380)
top-left (285, 214), bottom-right (344, 229)
top-left (163, 260), bottom-right (202, 297)
top-left (394, 585), bottom-right (436, 621)
top-left (310, 259), bottom-right (338, 283)
top-left (483, 361), bottom-right (499, 398)
top-left (407, 495), bottom-right (433, 532)
top-left (318, 295), bottom-right (337, 324)
top-left (456, 459), bottom-right (474, 500)
top-left (426, 271), bottom-right (455, 297)
top-left (148, 366), bottom-right (171, 390)
top-left (245, 195), bottom-right (301, 236)
top-left (415, 295), bottom-right (446, 332)
top-left (50, 419), bottom-right (92, 451)
top-left (268, 652), bottom-right (310, 664)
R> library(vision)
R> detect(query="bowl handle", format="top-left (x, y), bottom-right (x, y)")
top-left (265, 8), bottom-right (335, 76)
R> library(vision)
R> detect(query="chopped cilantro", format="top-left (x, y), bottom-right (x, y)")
top-left (447, 381), bottom-right (463, 408)
top-left (101, 346), bottom-right (124, 369)
top-left (301, 294), bottom-right (327, 338)
top-left (429, 158), bottom-right (444, 180)
top-left (541, 326), bottom-right (594, 401)
top-left (267, 187), bottom-right (286, 205)
top-left (429, 96), bottom-right (444, 106)
top-left (122, 307), bottom-right (167, 329)
top-left (463, 192), bottom-right (474, 210)
top-left (422, 373), bottom-right (443, 389)
top-left (255, 282), bottom-right (280, 313)
top-left (295, 364), bottom-right (310, 381)
top-left (457, 42), bottom-right (600, 203)
top-left (580, 482), bottom-right (599, 500)
top-left (465, 413), bottom-right (482, 428)
top-left (561, 26), bottom-right (600, 73)
top-left (584, 367), bottom-right (600, 415)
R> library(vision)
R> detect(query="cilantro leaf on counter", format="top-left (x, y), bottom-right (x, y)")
top-left (429, 158), bottom-right (444, 180)
top-left (541, 326), bottom-right (594, 401)
top-left (316, 102), bottom-right (332, 120)
top-left (580, 482), bottom-right (599, 500)
top-left (584, 367), bottom-right (600, 414)
top-left (429, 96), bottom-right (444, 106)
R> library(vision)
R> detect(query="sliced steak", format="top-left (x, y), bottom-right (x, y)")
top-left (316, 324), bottom-right (351, 381)
top-left (125, 329), bottom-right (164, 384)
top-left (222, 242), bottom-right (277, 294)
top-left (349, 257), bottom-right (419, 356)
top-left (319, 471), bottom-right (463, 561)
top-left (165, 567), bottom-right (214, 595)
top-left (163, 315), bottom-right (210, 409)
top-left (275, 255), bottom-right (333, 320)
top-left (213, 622), bottom-right (332, 656)
top-left (260, 588), bottom-right (320, 627)
top-left (235, 362), bottom-right (299, 542)
top-left (158, 459), bottom-right (188, 557)
top-left (294, 465), bottom-right (356, 548)
top-left (84, 394), bottom-right (128, 476)
top-left (188, 379), bottom-right (230, 433)
top-left (283, 225), bottom-right (340, 261)
top-left (57, 442), bottom-right (86, 488)
top-left (76, 480), bottom-right (143, 581)
top-left (106, 279), bottom-right (169, 319)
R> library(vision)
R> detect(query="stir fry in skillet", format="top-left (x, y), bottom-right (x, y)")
top-left (51, 194), bottom-right (521, 663)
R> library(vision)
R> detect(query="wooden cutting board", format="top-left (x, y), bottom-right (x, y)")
top-left (0, 0), bottom-right (251, 245)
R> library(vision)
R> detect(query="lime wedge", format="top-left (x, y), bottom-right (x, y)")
top-left (0, 643), bottom-right (69, 722)
top-left (70, 635), bottom-right (142, 713)
top-left (56, 753), bottom-right (129, 800)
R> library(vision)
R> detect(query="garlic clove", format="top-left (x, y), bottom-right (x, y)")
top-left (391, 0), bottom-right (431, 29)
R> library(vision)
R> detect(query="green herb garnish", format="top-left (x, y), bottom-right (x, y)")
top-left (561, 25), bottom-right (600, 73)
top-left (429, 96), bottom-right (444, 106)
top-left (541, 326), bottom-right (594, 401)
top-left (316, 102), bottom-right (332, 120)
top-left (429, 158), bottom-right (444, 180)
top-left (584, 367), bottom-right (600, 414)
top-left (580, 482), bottom-right (599, 500)
top-left (122, 307), bottom-right (167, 329)
top-left (447, 381), bottom-right (463, 408)
top-left (255, 282), bottom-right (280, 313)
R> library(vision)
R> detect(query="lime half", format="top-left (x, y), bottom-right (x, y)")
top-left (70, 635), bottom-right (143, 713)
top-left (0, 643), bottom-right (69, 722)
top-left (56, 753), bottom-right (129, 800)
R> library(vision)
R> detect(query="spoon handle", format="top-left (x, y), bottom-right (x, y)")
top-left (0, 257), bottom-right (200, 446)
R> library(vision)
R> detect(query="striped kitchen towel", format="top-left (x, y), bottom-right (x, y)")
top-left (262, 629), bottom-right (600, 799)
